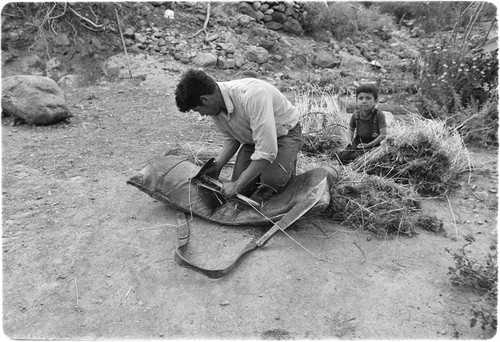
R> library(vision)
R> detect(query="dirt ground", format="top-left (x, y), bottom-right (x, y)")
top-left (2, 61), bottom-right (498, 340)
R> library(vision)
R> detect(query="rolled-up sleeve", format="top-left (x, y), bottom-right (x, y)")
top-left (245, 91), bottom-right (278, 162)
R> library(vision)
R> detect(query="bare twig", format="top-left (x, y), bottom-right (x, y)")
top-left (68, 4), bottom-right (106, 30)
top-left (74, 277), bottom-right (79, 308)
top-left (353, 241), bottom-right (367, 261)
top-left (64, 18), bottom-right (78, 60)
top-left (460, 3), bottom-right (485, 51)
top-left (451, 2), bottom-right (474, 45)
top-left (481, 17), bottom-right (497, 48)
top-left (47, 2), bottom-right (67, 21)
top-left (117, 286), bottom-right (133, 306)
top-left (188, 3), bottom-right (211, 41)
top-left (445, 195), bottom-right (459, 240)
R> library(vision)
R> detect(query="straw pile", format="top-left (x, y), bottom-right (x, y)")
top-left (322, 168), bottom-right (421, 237)
top-left (294, 87), bottom-right (349, 155)
top-left (295, 93), bottom-right (427, 237)
top-left (350, 114), bottom-right (470, 196)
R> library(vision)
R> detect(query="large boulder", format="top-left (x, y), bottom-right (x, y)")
top-left (282, 18), bottom-right (303, 35)
top-left (192, 53), bottom-right (217, 67)
top-left (2, 75), bottom-right (71, 125)
top-left (238, 2), bottom-right (264, 21)
top-left (245, 46), bottom-right (270, 64)
top-left (312, 51), bottom-right (341, 69)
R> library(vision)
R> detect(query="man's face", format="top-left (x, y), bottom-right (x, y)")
top-left (193, 94), bottom-right (221, 116)
top-left (356, 92), bottom-right (377, 112)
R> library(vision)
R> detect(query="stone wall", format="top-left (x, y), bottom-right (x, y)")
top-left (237, 1), bottom-right (305, 35)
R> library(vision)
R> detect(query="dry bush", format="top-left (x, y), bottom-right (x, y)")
top-left (350, 114), bottom-right (470, 196)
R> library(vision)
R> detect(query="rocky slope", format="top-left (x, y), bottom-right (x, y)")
top-left (1, 1), bottom-right (495, 108)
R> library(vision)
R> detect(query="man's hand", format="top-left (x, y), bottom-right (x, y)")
top-left (221, 181), bottom-right (238, 198)
top-left (357, 143), bottom-right (371, 149)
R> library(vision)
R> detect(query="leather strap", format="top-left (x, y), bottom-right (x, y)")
top-left (174, 211), bottom-right (259, 279)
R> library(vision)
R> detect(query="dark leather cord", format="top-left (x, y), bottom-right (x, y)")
top-left (174, 211), bottom-right (259, 279)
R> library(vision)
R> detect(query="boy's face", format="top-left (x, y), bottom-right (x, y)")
top-left (356, 92), bottom-right (377, 112)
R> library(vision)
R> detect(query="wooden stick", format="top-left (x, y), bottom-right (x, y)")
top-left (115, 8), bottom-right (133, 78)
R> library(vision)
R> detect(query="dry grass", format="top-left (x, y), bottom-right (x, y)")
top-left (323, 167), bottom-right (421, 237)
top-left (295, 109), bottom-right (458, 236)
top-left (350, 114), bottom-right (470, 196)
top-left (297, 152), bottom-right (421, 237)
top-left (295, 86), bottom-right (349, 156)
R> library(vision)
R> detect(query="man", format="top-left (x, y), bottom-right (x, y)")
top-left (175, 69), bottom-right (302, 203)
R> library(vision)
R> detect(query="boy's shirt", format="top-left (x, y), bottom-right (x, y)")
top-left (349, 108), bottom-right (387, 143)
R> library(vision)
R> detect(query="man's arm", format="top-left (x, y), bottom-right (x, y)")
top-left (222, 159), bottom-right (270, 197)
top-left (206, 139), bottom-right (240, 178)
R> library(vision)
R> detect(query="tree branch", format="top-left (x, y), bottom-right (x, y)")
top-left (67, 4), bottom-right (106, 30)
top-left (188, 3), bottom-right (211, 42)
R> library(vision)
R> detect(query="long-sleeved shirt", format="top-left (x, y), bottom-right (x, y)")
top-left (211, 78), bottom-right (300, 162)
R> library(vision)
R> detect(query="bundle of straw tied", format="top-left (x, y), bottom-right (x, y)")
top-left (295, 88), bottom-right (470, 238)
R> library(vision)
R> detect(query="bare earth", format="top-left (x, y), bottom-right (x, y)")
top-left (2, 63), bottom-right (498, 340)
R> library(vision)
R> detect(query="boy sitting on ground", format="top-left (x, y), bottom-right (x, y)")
top-left (336, 84), bottom-right (387, 165)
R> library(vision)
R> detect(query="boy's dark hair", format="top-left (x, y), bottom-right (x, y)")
top-left (175, 69), bottom-right (217, 112)
top-left (355, 83), bottom-right (379, 101)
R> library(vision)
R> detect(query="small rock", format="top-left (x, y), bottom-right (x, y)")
top-left (220, 300), bottom-right (230, 306)
top-left (475, 191), bottom-right (489, 201)
top-left (489, 188), bottom-right (497, 193)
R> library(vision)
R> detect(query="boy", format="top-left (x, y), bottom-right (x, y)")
top-left (175, 69), bottom-right (302, 203)
top-left (336, 84), bottom-right (387, 165)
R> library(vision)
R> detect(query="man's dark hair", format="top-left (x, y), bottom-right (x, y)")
top-left (355, 83), bottom-right (379, 101)
top-left (175, 69), bottom-right (217, 112)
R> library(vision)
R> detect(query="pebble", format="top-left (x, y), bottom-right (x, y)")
top-left (475, 191), bottom-right (489, 201)
top-left (489, 188), bottom-right (497, 193)
top-left (220, 300), bottom-right (230, 306)
top-left (472, 208), bottom-right (480, 213)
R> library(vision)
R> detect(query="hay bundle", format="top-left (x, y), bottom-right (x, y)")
top-left (295, 87), bottom-right (349, 155)
top-left (323, 169), bottom-right (420, 237)
top-left (351, 115), bottom-right (470, 196)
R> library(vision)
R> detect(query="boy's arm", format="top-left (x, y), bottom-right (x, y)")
top-left (348, 114), bottom-right (356, 144)
top-left (362, 127), bottom-right (387, 148)
top-left (347, 128), bottom-right (355, 144)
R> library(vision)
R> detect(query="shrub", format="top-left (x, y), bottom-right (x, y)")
top-left (302, 2), bottom-right (395, 40)
top-left (413, 44), bottom-right (498, 116)
top-left (376, 2), bottom-right (491, 33)
top-left (446, 242), bottom-right (498, 331)
top-left (410, 41), bottom-right (498, 145)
